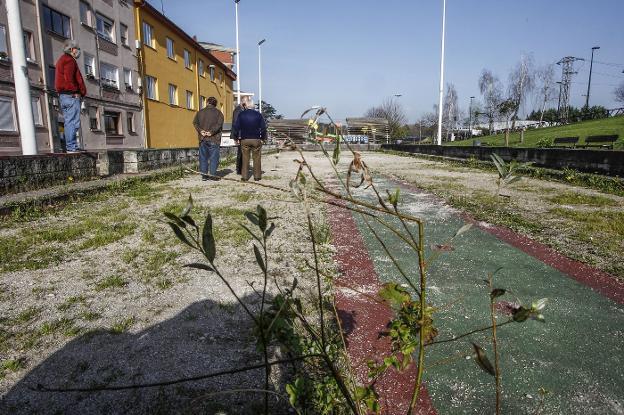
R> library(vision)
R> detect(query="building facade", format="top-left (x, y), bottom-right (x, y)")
top-left (134, 1), bottom-right (236, 149)
top-left (0, 0), bottom-right (52, 155)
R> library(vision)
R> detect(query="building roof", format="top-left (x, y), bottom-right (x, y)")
top-left (135, 1), bottom-right (236, 81)
top-left (198, 42), bottom-right (236, 54)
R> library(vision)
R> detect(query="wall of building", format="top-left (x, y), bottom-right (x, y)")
top-left (136, 4), bottom-right (235, 149)
top-left (0, 0), bottom-right (53, 155)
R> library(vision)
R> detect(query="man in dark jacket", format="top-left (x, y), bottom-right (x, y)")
top-left (232, 100), bottom-right (246, 175)
top-left (232, 103), bottom-right (267, 181)
top-left (193, 97), bottom-right (224, 180)
top-left (55, 41), bottom-right (87, 152)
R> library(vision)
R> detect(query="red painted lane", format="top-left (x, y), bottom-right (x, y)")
top-left (328, 199), bottom-right (436, 415)
top-left (392, 177), bottom-right (624, 305)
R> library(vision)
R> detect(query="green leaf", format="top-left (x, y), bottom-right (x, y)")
top-left (184, 263), bottom-right (215, 272)
top-left (332, 138), bottom-right (341, 165)
top-left (164, 212), bottom-right (186, 228)
top-left (265, 222), bottom-right (276, 238)
top-left (245, 211), bottom-right (259, 226)
top-left (472, 343), bottom-right (496, 376)
top-left (378, 283), bottom-right (411, 309)
top-left (512, 306), bottom-right (530, 322)
top-left (167, 222), bottom-right (194, 249)
top-left (202, 213), bottom-right (216, 263)
top-left (490, 288), bottom-right (506, 299)
top-left (181, 215), bottom-right (197, 229)
top-left (531, 298), bottom-right (548, 312)
top-left (181, 194), bottom-right (193, 217)
top-left (256, 205), bottom-right (267, 232)
top-left (454, 223), bottom-right (473, 238)
top-left (285, 383), bottom-right (298, 407)
top-left (253, 244), bottom-right (266, 273)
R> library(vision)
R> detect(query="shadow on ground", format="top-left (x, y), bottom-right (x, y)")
top-left (1, 295), bottom-right (291, 414)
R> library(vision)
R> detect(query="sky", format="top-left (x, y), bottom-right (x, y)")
top-left (148, 0), bottom-right (624, 123)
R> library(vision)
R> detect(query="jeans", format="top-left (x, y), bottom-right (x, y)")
top-left (199, 140), bottom-right (221, 177)
top-left (59, 94), bottom-right (82, 151)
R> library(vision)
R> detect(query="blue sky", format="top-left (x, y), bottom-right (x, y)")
top-left (149, 0), bottom-right (624, 122)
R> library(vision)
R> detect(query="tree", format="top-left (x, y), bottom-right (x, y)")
top-left (443, 83), bottom-right (459, 139)
top-left (498, 99), bottom-right (516, 147)
top-left (478, 69), bottom-right (503, 135)
top-left (615, 82), bottom-right (624, 104)
top-left (535, 65), bottom-right (556, 125)
top-left (507, 55), bottom-right (535, 130)
top-left (364, 98), bottom-right (407, 139)
top-left (260, 101), bottom-right (283, 120)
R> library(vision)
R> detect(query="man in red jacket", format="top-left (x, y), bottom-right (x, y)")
top-left (55, 41), bottom-right (87, 152)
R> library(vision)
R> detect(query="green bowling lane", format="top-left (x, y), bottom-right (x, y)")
top-left (348, 179), bottom-right (624, 414)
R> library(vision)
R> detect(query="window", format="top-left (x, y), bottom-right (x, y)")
top-left (0, 96), bottom-right (17, 132)
top-left (88, 106), bottom-right (100, 130)
top-left (142, 22), bottom-right (154, 48)
top-left (168, 84), bottom-right (177, 105)
top-left (198, 60), bottom-right (204, 77)
top-left (183, 49), bottom-right (191, 69)
top-left (42, 6), bottom-right (71, 39)
top-left (166, 37), bottom-right (174, 59)
top-left (31, 97), bottom-right (43, 127)
top-left (123, 68), bottom-right (132, 90)
top-left (186, 90), bottom-right (193, 110)
top-left (47, 65), bottom-right (56, 88)
top-left (127, 112), bottom-right (135, 133)
top-left (145, 75), bottom-right (157, 99)
top-left (99, 62), bottom-right (119, 89)
top-left (209, 65), bottom-right (215, 81)
top-left (120, 23), bottom-right (129, 46)
top-left (79, 1), bottom-right (93, 27)
top-left (200, 95), bottom-right (206, 109)
top-left (23, 31), bottom-right (35, 62)
top-left (104, 111), bottom-right (121, 135)
top-left (96, 13), bottom-right (115, 42)
top-left (219, 71), bottom-right (224, 86)
top-left (0, 25), bottom-right (7, 56)
top-left (84, 54), bottom-right (96, 78)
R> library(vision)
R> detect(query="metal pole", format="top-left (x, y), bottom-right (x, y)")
top-left (235, 0), bottom-right (241, 105)
top-left (585, 46), bottom-right (599, 109)
top-left (6, 0), bottom-right (37, 155)
top-left (258, 39), bottom-right (265, 113)
top-left (436, 0), bottom-right (446, 145)
top-left (469, 96), bottom-right (474, 139)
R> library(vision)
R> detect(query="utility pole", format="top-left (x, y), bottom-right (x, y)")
top-left (6, 0), bottom-right (37, 155)
top-left (436, 0), bottom-right (447, 145)
top-left (234, 0), bottom-right (241, 105)
top-left (258, 39), bottom-right (265, 113)
top-left (585, 46), bottom-right (600, 109)
top-left (556, 56), bottom-right (583, 123)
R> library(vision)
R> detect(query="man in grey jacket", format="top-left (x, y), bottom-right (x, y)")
top-left (193, 97), bottom-right (224, 180)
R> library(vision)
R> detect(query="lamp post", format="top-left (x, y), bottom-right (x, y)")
top-left (234, 0), bottom-right (241, 105)
top-left (258, 39), bottom-right (266, 113)
top-left (584, 46), bottom-right (600, 109)
top-left (436, 0), bottom-right (447, 145)
top-left (468, 96), bottom-right (475, 139)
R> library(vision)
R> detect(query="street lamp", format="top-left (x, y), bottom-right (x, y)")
top-left (469, 96), bottom-right (475, 139)
top-left (258, 38), bottom-right (266, 113)
top-left (234, 0), bottom-right (241, 105)
top-left (436, 0), bottom-right (447, 145)
top-left (585, 46), bottom-right (600, 109)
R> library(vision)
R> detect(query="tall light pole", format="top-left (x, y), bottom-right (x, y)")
top-left (234, 0), bottom-right (241, 105)
top-left (436, 0), bottom-right (447, 145)
top-left (469, 96), bottom-right (475, 139)
top-left (258, 39), bottom-right (266, 113)
top-left (585, 46), bottom-right (600, 109)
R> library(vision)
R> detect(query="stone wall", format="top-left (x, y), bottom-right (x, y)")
top-left (382, 145), bottom-right (624, 177)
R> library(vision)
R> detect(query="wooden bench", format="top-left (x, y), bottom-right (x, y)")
top-left (575, 135), bottom-right (618, 150)
top-left (552, 136), bottom-right (579, 148)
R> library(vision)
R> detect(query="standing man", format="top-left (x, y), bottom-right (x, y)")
top-left (193, 96), bottom-right (224, 181)
top-left (232, 100), bottom-right (267, 181)
top-left (232, 98), bottom-right (247, 175)
top-left (55, 41), bottom-right (87, 152)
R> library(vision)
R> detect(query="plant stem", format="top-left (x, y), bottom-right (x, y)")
top-left (260, 234), bottom-right (270, 415)
top-left (426, 320), bottom-right (514, 347)
top-left (489, 275), bottom-right (502, 415)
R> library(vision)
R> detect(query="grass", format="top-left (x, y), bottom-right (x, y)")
top-left (95, 275), bottom-right (128, 291)
top-left (57, 295), bottom-right (87, 312)
top-left (0, 359), bottom-right (25, 379)
top-left (140, 250), bottom-right (180, 283)
top-left (547, 192), bottom-right (618, 207)
top-left (448, 116), bottom-right (624, 149)
top-left (110, 317), bottom-right (135, 334)
top-left (80, 311), bottom-right (102, 322)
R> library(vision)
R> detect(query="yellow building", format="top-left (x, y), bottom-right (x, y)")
top-left (133, 1), bottom-right (236, 148)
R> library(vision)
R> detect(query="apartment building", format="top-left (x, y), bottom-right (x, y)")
top-left (41, 0), bottom-right (144, 150)
top-left (135, 1), bottom-right (236, 149)
top-left (0, 0), bottom-right (51, 155)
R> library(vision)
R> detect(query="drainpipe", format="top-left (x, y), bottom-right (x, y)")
top-left (6, 0), bottom-right (37, 155)
top-left (34, 0), bottom-right (54, 152)
top-left (134, 5), bottom-right (148, 148)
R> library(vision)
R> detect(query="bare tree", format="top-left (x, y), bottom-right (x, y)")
top-left (508, 54), bottom-right (535, 130)
top-left (364, 98), bottom-right (408, 138)
top-left (478, 69), bottom-right (503, 135)
top-left (615, 82), bottom-right (624, 104)
top-left (535, 64), bottom-right (556, 125)
top-left (443, 83), bottom-right (459, 139)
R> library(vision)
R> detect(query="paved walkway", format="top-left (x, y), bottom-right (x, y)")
top-left (330, 175), bottom-right (624, 414)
